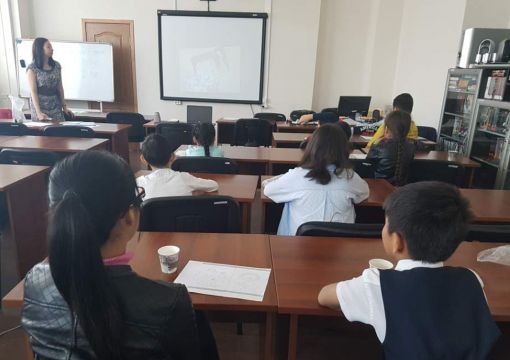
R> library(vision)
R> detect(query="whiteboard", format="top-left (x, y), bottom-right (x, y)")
top-left (158, 11), bottom-right (267, 104)
top-left (16, 39), bottom-right (115, 102)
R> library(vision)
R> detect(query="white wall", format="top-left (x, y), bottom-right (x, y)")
top-left (462, 0), bottom-right (510, 29)
top-left (17, 0), bottom-right (321, 120)
top-left (392, 0), bottom-right (466, 128)
top-left (312, 0), bottom-right (404, 112)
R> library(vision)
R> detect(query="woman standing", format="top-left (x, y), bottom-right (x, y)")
top-left (27, 37), bottom-right (73, 121)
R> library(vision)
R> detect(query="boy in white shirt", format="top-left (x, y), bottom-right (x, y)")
top-left (318, 181), bottom-right (500, 360)
top-left (137, 134), bottom-right (218, 200)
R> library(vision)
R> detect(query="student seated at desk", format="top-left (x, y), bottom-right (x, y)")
top-left (366, 110), bottom-right (415, 186)
top-left (318, 182), bottom-right (500, 360)
top-left (263, 124), bottom-right (369, 236)
top-left (299, 112), bottom-right (352, 149)
top-left (185, 123), bottom-right (224, 157)
top-left (22, 151), bottom-right (218, 359)
top-left (137, 134), bottom-right (218, 200)
top-left (367, 93), bottom-right (418, 147)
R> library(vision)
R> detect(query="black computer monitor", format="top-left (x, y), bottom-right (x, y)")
top-left (338, 96), bottom-right (371, 118)
top-left (187, 105), bottom-right (213, 125)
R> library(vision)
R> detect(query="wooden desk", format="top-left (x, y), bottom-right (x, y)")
top-left (276, 122), bottom-right (317, 133)
top-left (460, 189), bottom-right (510, 223)
top-left (272, 132), bottom-right (308, 148)
top-left (0, 120), bottom-right (130, 162)
top-left (0, 165), bottom-right (49, 285)
top-left (260, 177), bottom-right (395, 233)
top-left (3, 232), bottom-right (277, 360)
top-left (0, 136), bottom-right (109, 154)
top-left (270, 236), bottom-right (510, 359)
top-left (135, 171), bottom-right (259, 233)
top-left (0, 135), bottom-right (19, 146)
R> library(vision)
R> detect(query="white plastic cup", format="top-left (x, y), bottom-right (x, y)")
top-left (368, 258), bottom-right (394, 270)
top-left (158, 246), bottom-right (180, 274)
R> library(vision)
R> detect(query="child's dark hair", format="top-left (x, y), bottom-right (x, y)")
top-left (300, 123), bottom-right (352, 185)
top-left (48, 151), bottom-right (143, 359)
top-left (384, 110), bottom-right (411, 184)
top-left (193, 123), bottom-right (216, 157)
top-left (141, 134), bottom-right (172, 167)
top-left (338, 121), bottom-right (352, 139)
top-left (393, 93), bottom-right (413, 114)
top-left (383, 181), bottom-right (473, 262)
top-left (315, 112), bottom-right (338, 126)
top-left (32, 37), bottom-right (55, 70)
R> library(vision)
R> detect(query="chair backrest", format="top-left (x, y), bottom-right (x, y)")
top-left (43, 125), bottom-right (96, 138)
top-left (417, 126), bottom-right (438, 142)
top-left (155, 123), bottom-right (194, 153)
top-left (254, 112), bottom-right (286, 122)
top-left (320, 107), bottom-right (339, 116)
top-left (139, 195), bottom-right (241, 233)
top-left (296, 221), bottom-right (384, 238)
top-left (351, 158), bottom-right (375, 178)
top-left (0, 108), bottom-right (12, 118)
top-left (233, 118), bottom-right (273, 147)
top-left (106, 112), bottom-right (146, 142)
top-left (289, 110), bottom-right (315, 122)
top-left (466, 224), bottom-right (510, 243)
top-left (0, 122), bottom-right (28, 136)
top-left (171, 156), bottom-right (239, 174)
top-left (0, 148), bottom-right (60, 166)
top-left (408, 160), bottom-right (465, 186)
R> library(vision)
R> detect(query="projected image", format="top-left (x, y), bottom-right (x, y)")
top-left (179, 46), bottom-right (241, 94)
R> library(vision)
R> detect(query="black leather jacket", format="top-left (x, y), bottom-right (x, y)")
top-left (22, 263), bottom-right (215, 360)
top-left (366, 139), bottom-right (415, 186)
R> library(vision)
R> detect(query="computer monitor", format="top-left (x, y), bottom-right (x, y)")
top-left (338, 96), bottom-right (371, 118)
top-left (187, 105), bottom-right (213, 125)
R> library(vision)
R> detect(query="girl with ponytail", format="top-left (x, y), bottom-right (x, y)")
top-left (22, 151), bottom-right (217, 359)
top-left (186, 123), bottom-right (224, 157)
top-left (264, 124), bottom-right (369, 236)
top-left (367, 110), bottom-right (415, 186)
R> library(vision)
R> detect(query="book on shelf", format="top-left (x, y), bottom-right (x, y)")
top-left (484, 69), bottom-right (508, 100)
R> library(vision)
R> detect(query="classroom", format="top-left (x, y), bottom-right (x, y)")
top-left (0, 0), bottom-right (509, 359)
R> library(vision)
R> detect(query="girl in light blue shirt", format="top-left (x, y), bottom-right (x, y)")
top-left (186, 123), bottom-right (224, 157)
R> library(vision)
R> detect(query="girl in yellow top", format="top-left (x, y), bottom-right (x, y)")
top-left (367, 93), bottom-right (418, 147)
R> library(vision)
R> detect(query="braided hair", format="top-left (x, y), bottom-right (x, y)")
top-left (384, 111), bottom-right (411, 185)
top-left (193, 123), bottom-right (216, 157)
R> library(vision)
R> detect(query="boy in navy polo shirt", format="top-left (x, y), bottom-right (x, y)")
top-left (318, 181), bottom-right (500, 360)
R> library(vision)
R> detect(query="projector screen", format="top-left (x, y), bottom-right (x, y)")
top-left (158, 11), bottom-right (267, 104)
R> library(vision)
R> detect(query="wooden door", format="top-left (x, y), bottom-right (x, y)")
top-left (82, 19), bottom-right (137, 112)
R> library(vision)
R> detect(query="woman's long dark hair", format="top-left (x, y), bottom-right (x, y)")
top-left (32, 37), bottom-right (55, 70)
top-left (48, 151), bottom-right (142, 359)
top-left (193, 123), bottom-right (216, 157)
top-left (300, 123), bottom-right (352, 185)
top-left (384, 110), bottom-right (411, 184)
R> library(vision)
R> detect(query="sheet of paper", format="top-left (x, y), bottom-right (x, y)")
top-left (361, 135), bottom-right (373, 141)
top-left (61, 121), bottom-right (98, 127)
top-left (175, 260), bottom-right (271, 302)
top-left (24, 121), bottom-right (51, 127)
top-left (350, 153), bottom-right (367, 159)
top-left (222, 117), bottom-right (239, 121)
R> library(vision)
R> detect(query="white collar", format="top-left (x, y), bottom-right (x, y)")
top-left (395, 259), bottom-right (444, 271)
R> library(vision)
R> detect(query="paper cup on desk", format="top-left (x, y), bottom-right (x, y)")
top-left (369, 258), bottom-right (394, 270)
top-left (158, 246), bottom-right (180, 274)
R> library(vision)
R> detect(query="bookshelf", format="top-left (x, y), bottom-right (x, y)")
top-left (469, 99), bottom-right (510, 189)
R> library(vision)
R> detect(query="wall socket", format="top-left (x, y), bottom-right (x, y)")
top-left (175, 100), bottom-right (182, 105)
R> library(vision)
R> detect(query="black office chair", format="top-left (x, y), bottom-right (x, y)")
top-left (254, 112), bottom-right (286, 122)
top-left (417, 126), bottom-right (438, 142)
top-left (106, 112), bottom-right (146, 142)
top-left (139, 196), bottom-right (241, 233)
top-left (289, 110), bottom-right (315, 122)
top-left (0, 123), bottom-right (29, 136)
top-left (232, 118), bottom-right (273, 147)
top-left (0, 149), bottom-right (60, 166)
top-left (155, 123), bottom-right (194, 153)
top-left (466, 224), bottom-right (510, 243)
top-left (320, 108), bottom-right (339, 116)
top-left (172, 157), bottom-right (239, 174)
top-left (43, 125), bottom-right (96, 138)
top-left (296, 221), bottom-right (384, 238)
top-left (351, 159), bottom-right (376, 178)
top-left (408, 160), bottom-right (465, 186)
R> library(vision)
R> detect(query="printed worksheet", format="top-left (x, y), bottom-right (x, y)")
top-left (175, 260), bottom-right (271, 302)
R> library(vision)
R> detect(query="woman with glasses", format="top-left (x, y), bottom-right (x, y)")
top-left (21, 151), bottom-right (218, 360)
